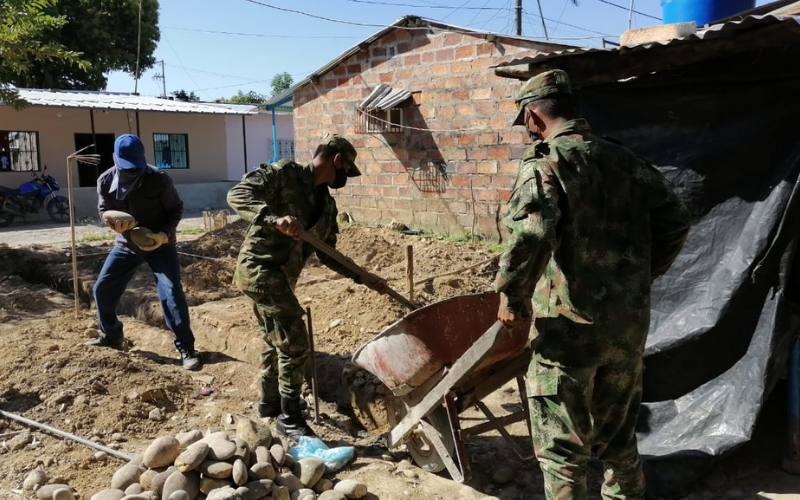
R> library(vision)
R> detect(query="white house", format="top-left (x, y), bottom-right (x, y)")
top-left (0, 89), bottom-right (294, 218)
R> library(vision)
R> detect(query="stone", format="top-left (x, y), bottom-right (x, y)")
top-left (239, 480), bottom-right (275, 500)
top-left (175, 441), bottom-right (210, 473)
top-left (124, 484), bottom-right (144, 495)
top-left (85, 327), bottom-right (102, 338)
top-left (491, 467), bottom-right (514, 485)
top-left (236, 418), bottom-right (271, 451)
top-left (23, 469), bottom-right (48, 491)
top-left (143, 436), bottom-right (182, 469)
top-left (294, 458), bottom-right (325, 489)
top-left (36, 485), bottom-right (73, 500)
top-left (312, 479), bottom-right (333, 494)
top-left (276, 473), bottom-right (304, 493)
top-left (90, 490), bottom-right (126, 500)
top-left (162, 471), bottom-right (201, 500)
top-left (206, 486), bottom-right (241, 500)
top-left (139, 469), bottom-right (159, 491)
top-left (269, 445), bottom-right (285, 466)
top-left (204, 428), bottom-right (224, 437)
top-left (149, 408), bottom-right (164, 421)
top-left (205, 437), bottom-right (236, 462)
top-left (232, 438), bottom-right (251, 464)
top-left (232, 459), bottom-right (248, 486)
top-left (8, 432), bottom-right (33, 451)
top-left (329, 319), bottom-right (342, 329)
top-left (111, 464), bottom-right (142, 491)
top-left (120, 495), bottom-right (151, 500)
top-left (52, 489), bottom-right (75, 500)
top-left (249, 462), bottom-right (276, 481)
top-left (333, 480), bottom-right (367, 499)
top-left (317, 492), bottom-right (345, 500)
top-left (169, 492), bottom-right (191, 500)
top-left (254, 446), bottom-right (270, 465)
top-left (200, 460), bottom-right (234, 479)
top-left (291, 489), bottom-right (315, 500)
top-left (176, 430), bottom-right (204, 448)
top-left (94, 451), bottom-right (109, 462)
top-left (283, 454), bottom-right (296, 468)
top-left (272, 486), bottom-right (290, 500)
top-left (199, 478), bottom-right (234, 495)
top-left (151, 466), bottom-right (177, 500)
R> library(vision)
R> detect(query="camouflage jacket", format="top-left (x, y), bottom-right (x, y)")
top-left (496, 119), bottom-right (691, 366)
top-left (227, 160), bottom-right (359, 295)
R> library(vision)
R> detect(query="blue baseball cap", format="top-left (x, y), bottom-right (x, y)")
top-left (114, 134), bottom-right (148, 170)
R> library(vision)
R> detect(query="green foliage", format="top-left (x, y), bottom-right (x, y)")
top-left (179, 227), bottom-right (206, 235)
top-left (172, 89), bottom-right (200, 102)
top-left (0, 0), bottom-right (88, 109)
top-left (1, 0), bottom-right (160, 91)
top-left (78, 232), bottom-right (115, 243)
top-left (227, 90), bottom-right (267, 104)
top-left (270, 72), bottom-right (293, 97)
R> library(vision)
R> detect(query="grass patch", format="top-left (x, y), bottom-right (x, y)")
top-left (79, 232), bottom-right (115, 243)
top-left (179, 227), bottom-right (206, 235)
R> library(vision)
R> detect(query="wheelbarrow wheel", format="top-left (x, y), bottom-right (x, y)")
top-left (386, 393), bottom-right (455, 473)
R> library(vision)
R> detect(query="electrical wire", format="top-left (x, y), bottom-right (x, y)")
top-left (162, 26), bottom-right (361, 39)
top-left (441, 0), bottom-right (475, 22)
top-left (596, 0), bottom-right (661, 21)
top-left (521, 11), bottom-right (608, 35)
top-left (342, 0), bottom-right (506, 10)
top-left (163, 35), bottom-right (213, 100)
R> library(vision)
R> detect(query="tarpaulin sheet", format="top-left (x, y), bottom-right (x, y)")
top-left (576, 58), bottom-right (800, 498)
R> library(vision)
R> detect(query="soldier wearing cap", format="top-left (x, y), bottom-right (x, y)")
top-left (227, 135), bottom-right (387, 440)
top-left (496, 69), bottom-right (691, 499)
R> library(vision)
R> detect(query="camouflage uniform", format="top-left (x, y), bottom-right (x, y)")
top-left (497, 70), bottom-right (692, 500)
top-left (227, 139), bottom-right (361, 400)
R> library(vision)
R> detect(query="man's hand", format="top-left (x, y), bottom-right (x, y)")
top-left (497, 292), bottom-right (527, 328)
top-left (112, 219), bottom-right (137, 233)
top-left (275, 216), bottom-right (303, 240)
top-left (362, 273), bottom-right (389, 294)
top-left (138, 232), bottom-right (168, 252)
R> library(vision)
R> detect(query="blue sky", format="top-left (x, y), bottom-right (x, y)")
top-left (106, 0), bottom-right (773, 100)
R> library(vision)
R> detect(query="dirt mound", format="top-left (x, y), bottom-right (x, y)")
top-left (188, 218), bottom-right (249, 258)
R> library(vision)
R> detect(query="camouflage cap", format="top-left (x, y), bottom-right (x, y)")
top-left (512, 69), bottom-right (572, 126)
top-left (324, 134), bottom-right (360, 177)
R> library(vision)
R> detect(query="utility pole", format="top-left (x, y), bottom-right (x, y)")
top-left (536, 0), bottom-right (549, 40)
top-left (515, 0), bottom-right (522, 36)
top-left (153, 60), bottom-right (166, 98)
top-left (628, 0), bottom-right (635, 30)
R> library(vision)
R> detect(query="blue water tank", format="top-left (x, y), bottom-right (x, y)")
top-left (661, 0), bottom-right (755, 26)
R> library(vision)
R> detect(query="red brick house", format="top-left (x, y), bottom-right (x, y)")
top-left (273, 16), bottom-right (569, 238)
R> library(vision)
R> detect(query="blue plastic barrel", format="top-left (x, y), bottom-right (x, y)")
top-left (661, 0), bottom-right (755, 26)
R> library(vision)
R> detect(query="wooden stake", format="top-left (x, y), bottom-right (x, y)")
top-left (66, 146), bottom-right (100, 318)
top-left (406, 245), bottom-right (414, 302)
top-left (306, 306), bottom-right (320, 425)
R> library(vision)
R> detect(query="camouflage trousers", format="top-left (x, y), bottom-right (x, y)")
top-left (245, 291), bottom-right (308, 399)
top-left (527, 356), bottom-right (645, 500)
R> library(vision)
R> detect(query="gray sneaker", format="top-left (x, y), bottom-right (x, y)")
top-left (179, 349), bottom-right (203, 371)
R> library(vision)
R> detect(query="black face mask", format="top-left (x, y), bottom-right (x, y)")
top-left (526, 128), bottom-right (542, 142)
top-left (116, 166), bottom-right (147, 200)
top-left (330, 167), bottom-right (348, 189)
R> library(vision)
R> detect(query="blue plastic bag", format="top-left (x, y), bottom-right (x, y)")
top-left (287, 436), bottom-right (355, 473)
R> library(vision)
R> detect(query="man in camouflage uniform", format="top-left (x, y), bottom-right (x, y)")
top-left (227, 135), bottom-right (387, 440)
top-left (496, 69), bottom-right (692, 499)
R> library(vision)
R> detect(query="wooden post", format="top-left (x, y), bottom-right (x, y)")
top-left (406, 245), bottom-right (414, 302)
top-left (66, 156), bottom-right (80, 317)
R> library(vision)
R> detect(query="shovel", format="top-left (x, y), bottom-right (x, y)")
top-left (299, 231), bottom-right (419, 311)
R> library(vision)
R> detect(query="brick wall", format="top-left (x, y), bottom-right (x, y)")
top-left (293, 25), bottom-right (558, 240)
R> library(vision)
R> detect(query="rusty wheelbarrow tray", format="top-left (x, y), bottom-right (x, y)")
top-left (352, 292), bottom-right (535, 481)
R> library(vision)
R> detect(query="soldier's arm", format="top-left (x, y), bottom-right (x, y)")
top-left (495, 165), bottom-right (561, 314)
top-left (226, 167), bottom-right (282, 226)
top-left (641, 162), bottom-right (692, 278)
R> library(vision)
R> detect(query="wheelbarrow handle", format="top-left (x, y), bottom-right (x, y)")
top-left (299, 231), bottom-right (419, 311)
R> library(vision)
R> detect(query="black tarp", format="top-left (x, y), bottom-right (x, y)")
top-left (574, 51), bottom-right (800, 497)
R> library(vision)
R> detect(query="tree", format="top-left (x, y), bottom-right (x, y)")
top-left (227, 90), bottom-right (267, 104)
top-left (172, 90), bottom-right (200, 102)
top-left (2, 0), bottom-right (160, 90)
top-left (0, 0), bottom-right (88, 109)
top-left (271, 72), bottom-right (293, 97)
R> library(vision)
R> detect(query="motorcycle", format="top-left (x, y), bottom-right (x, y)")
top-left (0, 166), bottom-right (70, 228)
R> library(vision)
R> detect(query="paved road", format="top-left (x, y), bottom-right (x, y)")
top-left (0, 210), bottom-right (238, 248)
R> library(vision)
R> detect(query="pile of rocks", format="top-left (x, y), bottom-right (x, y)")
top-left (26, 418), bottom-right (368, 500)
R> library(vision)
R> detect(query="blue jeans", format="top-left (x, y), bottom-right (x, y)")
top-left (93, 244), bottom-right (195, 351)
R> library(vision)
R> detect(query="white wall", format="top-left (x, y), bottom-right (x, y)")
top-left (224, 112), bottom-right (294, 181)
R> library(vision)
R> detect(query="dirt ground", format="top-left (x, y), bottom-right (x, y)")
top-left (1, 220), bottom-right (799, 500)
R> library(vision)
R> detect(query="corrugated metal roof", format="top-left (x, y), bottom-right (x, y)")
top-left (359, 84), bottom-right (412, 110)
top-left (494, 15), bottom-right (800, 82)
top-left (10, 89), bottom-right (256, 114)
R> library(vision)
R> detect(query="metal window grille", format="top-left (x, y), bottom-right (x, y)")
top-left (153, 133), bottom-right (189, 169)
top-left (355, 107), bottom-right (403, 134)
top-left (268, 139), bottom-right (295, 160)
top-left (0, 131), bottom-right (40, 172)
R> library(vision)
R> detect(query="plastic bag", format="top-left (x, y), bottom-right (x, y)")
top-left (287, 436), bottom-right (355, 473)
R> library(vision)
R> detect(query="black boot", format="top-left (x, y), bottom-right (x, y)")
top-left (276, 396), bottom-right (316, 441)
top-left (258, 379), bottom-right (281, 418)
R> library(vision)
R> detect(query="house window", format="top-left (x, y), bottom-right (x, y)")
top-left (153, 133), bottom-right (189, 169)
top-left (0, 131), bottom-right (40, 172)
top-left (268, 139), bottom-right (295, 160)
top-left (355, 107), bottom-right (404, 134)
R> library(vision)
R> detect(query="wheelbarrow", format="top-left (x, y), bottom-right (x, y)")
top-left (352, 291), bottom-right (535, 482)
